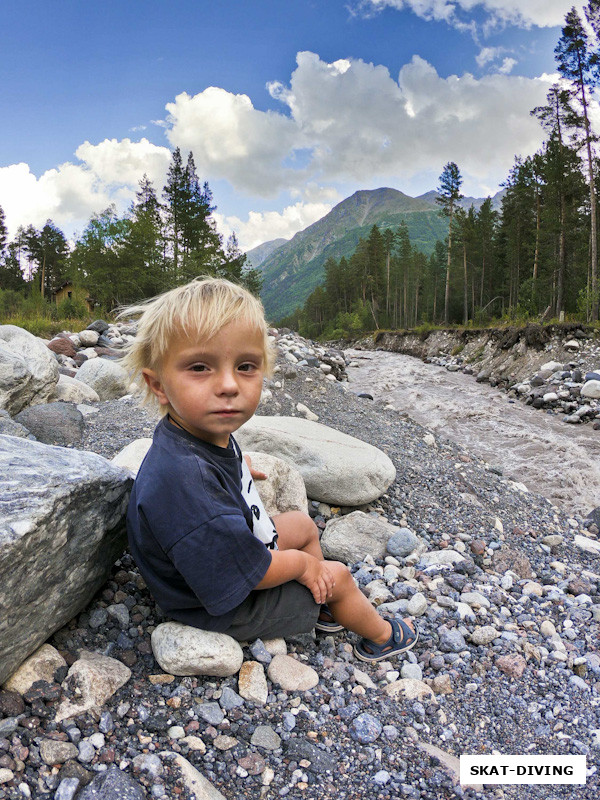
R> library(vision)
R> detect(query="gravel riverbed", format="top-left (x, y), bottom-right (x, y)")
top-left (1, 334), bottom-right (600, 800)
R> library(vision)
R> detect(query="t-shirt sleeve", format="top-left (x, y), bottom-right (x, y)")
top-left (167, 513), bottom-right (272, 617)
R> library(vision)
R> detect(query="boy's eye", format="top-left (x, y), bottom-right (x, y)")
top-left (190, 364), bottom-right (207, 372)
top-left (238, 363), bottom-right (257, 372)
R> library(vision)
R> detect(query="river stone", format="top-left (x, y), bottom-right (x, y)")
top-left (469, 626), bottom-right (500, 646)
top-left (407, 592), bottom-right (428, 617)
top-left (14, 401), bottom-right (85, 447)
top-left (321, 511), bottom-right (398, 563)
top-left (284, 740), bottom-right (336, 774)
top-left (0, 325), bottom-right (59, 414)
top-left (492, 547), bottom-right (532, 578)
top-left (47, 337), bottom-right (77, 359)
top-left (40, 739), bottom-right (79, 765)
top-left (4, 644), bottom-right (66, 694)
top-left (496, 654), bottom-right (527, 678)
top-left (267, 654), bottom-right (319, 691)
top-left (75, 358), bottom-right (130, 400)
top-left (55, 652), bottom-right (132, 722)
top-left (78, 765), bottom-right (146, 800)
top-left (52, 373), bottom-right (100, 404)
top-left (384, 678), bottom-right (435, 701)
top-left (438, 628), bottom-right (468, 652)
top-left (78, 329), bottom-right (100, 347)
top-left (0, 409), bottom-right (34, 439)
top-left (540, 360), bottom-right (563, 373)
top-left (251, 725), bottom-right (281, 751)
top-left (111, 438), bottom-right (152, 476)
top-left (151, 622), bottom-right (243, 677)
top-left (581, 379), bottom-right (600, 399)
top-left (419, 550), bottom-right (465, 567)
top-left (235, 416), bottom-right (395, 505)
top-left (574, 535), bottom-right (600, 555)
top-left (244, 451), bottom-right (308, 515)
top-left (350, 712), bottom-right (382, 744)
top-left (171, 755), bottom-right (227, 800)
top-left (387, 527), bottom-right (419, 557)
top-left (238, 661), bottom-right (268, 705)
top-left (0, 436), bottom-right (131, 685)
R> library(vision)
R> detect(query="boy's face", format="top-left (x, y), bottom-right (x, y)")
top-left (143, 318), bottom-right (265, 448)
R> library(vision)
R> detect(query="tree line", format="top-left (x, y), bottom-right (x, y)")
top-left (0, 147), bottom-right (261, 316)
top-left (280, 2), bottom-right (600, 337)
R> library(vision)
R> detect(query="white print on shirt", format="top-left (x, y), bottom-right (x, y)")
top-left (235, 444), bottom-right (279, 550)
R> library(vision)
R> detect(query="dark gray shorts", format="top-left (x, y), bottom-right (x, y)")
top-left (223, 581), bottom-right (320, 641)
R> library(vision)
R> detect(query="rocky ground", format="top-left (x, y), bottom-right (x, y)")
top-left (1, 330), bottom-right (600, 800)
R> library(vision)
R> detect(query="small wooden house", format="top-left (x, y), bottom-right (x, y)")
top-left (53, 282), bottom-right (94, 313)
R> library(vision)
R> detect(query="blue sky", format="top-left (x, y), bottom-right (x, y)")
top-left (0, 0), bottom-right (583, 249)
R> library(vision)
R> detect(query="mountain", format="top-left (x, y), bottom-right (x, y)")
top-left (417, 190), bottom-right (505, 213)
top-left (245, 238), bottom-right (288, 269)
top-left (259, 186), bottom-right (505, 320)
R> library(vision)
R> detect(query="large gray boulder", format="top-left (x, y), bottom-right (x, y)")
top-left (0, 325), bottom-right (59, 414)
top-left (236, 416), bottom-right (395, 505)
top-left (321, 511), bottom-right (401, 563)
top-left (14, 402), bottom-right (85, 447)
top-left (0, 435), bottom-right (132, 685)
top-left (75, 358), bottom-right (130, 400)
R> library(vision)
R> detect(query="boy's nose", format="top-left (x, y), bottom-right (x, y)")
top-left (216, 369), bottom-right (239, 394)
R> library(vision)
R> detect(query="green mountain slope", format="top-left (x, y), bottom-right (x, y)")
top-left (259, 187), bottom-right (449, 320)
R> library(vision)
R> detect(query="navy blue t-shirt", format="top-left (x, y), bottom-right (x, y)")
top-left (126, 417), bottom-right (272, 631)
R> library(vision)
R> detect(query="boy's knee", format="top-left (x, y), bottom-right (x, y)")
top-left (329, 561), bottom-right (353, 585)
top-left (295, 511), bottom-right (319, 540)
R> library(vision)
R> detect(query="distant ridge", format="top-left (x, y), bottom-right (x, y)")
top-left (258, 186), bottom-right (503, 320)
top-left (245, 238), bottom-right (287, 269)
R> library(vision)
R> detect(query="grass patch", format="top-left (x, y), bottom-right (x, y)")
top-left (2, 315), bottom-right (94, 339)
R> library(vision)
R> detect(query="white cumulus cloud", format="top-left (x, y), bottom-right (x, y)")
top-left (0, 139), bottom-right (171, 238)
top-left (267, 51), bottom-right (551, 189)
top-left (358, 1), bottom-right (580, 29)
top-left (165, 87), bottom-right (303, 195)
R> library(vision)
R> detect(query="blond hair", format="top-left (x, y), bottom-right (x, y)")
top-left (119, 277), bottom-right (274, 412)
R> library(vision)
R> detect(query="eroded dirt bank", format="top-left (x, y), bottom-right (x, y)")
top-left (372, 323), bottom-right (600, 386)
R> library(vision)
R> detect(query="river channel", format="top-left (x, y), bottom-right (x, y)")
top-left (345, 348), bottom-right (600, 518)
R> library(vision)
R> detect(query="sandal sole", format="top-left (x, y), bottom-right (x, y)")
top-left (353, 628), bottom-right (419, 662)
top-left (315, 621), bottom-right (345, 633)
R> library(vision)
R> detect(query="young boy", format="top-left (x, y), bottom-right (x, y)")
top-left (124, 277), bottom-right (418, 662)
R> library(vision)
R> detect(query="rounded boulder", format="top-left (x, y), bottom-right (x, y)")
top-left (76, 358), bottom-right (130, 400)
top-left (236, 416), bottom-right (395, 505)
top-left (151, 622), bottom-right (243, 677)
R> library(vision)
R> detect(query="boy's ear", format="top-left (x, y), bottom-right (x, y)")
top-left (142, 368), bottom-right (169, 406)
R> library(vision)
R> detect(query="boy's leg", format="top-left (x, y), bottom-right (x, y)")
top-left (273, 512), bottom-right (415, 646)
top-left (272, 511), bottom-right (324, 561)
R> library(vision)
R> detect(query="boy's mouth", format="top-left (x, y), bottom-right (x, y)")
top-left (213, 409), bottom-right (240, 416)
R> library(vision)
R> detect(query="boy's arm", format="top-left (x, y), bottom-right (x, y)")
top-left (254, 550), bottom-right (334, 605)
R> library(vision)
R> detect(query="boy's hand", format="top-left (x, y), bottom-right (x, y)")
top-left (298, 555), bottom-right (335, 605)
top-left (244, 454), bottom-right (267, 481)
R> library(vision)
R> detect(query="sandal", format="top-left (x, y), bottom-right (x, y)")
top-left (315, 604), bottom-right (345, 633)
top-left (353, 618), bottom-right (419, 662)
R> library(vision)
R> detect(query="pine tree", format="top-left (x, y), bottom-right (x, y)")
top-left (555, 7), bottom-right (598, 319)
top-left (436, 162), bottom-right (464, 324)
top-left (163, 147), bottom-right (186, 278)
top-left (123, 175), bottom-right (165, 296)
top-left (0, 205), bottom-right (7, 259)
top-left (23, 221), bottom-right (69, 298)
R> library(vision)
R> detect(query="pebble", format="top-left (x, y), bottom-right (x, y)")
top-left (350, 712), bottom-right (382, 744)
top-left (250, 725), bottom-right (281, 751)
